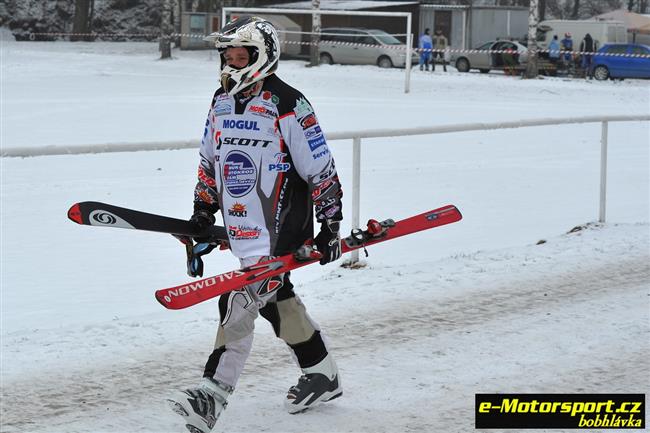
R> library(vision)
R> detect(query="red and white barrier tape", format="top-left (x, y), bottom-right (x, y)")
top-left (22, 31), bottom-right (650, 59)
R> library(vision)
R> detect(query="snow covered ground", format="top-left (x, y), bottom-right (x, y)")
top-left (1, 36), bottom-right (649, 432)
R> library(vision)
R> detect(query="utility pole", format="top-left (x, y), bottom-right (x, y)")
top-left (309, 0), bottom-right (321, 67)
top-left (525, 0), bottom-right (539, 79)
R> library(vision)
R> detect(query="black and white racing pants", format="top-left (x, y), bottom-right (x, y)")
top-left (203, 256), bottom-right (331, 389)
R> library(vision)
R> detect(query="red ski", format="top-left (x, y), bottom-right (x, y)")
top-left (156, 205), bottom-right (462, 310)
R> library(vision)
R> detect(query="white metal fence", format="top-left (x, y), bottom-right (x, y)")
top-left (323, 114), bottom-right (649, 263)
top-left (3, 114), bottom-right (648, 263)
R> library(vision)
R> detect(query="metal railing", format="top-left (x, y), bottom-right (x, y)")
top-left (3, 115), bottom-right (648, 264)
top-left (324, 114), bottom-right (650, 263)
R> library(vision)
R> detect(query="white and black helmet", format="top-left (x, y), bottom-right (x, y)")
top-left (204, 16), bottom-right (280, 95)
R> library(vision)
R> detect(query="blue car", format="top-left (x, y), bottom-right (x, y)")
top-left (590, 43), bottom-right (650, 80)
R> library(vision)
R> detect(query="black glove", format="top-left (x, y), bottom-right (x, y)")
top-left (189, 209), bottom-right (216, 243)
top-left (314, 220), bottom-right (342, 265)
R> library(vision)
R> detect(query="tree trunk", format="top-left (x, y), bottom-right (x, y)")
top-left (627, 0), bottom-right (635, 12)
top-left (571, 0), bottom-right (580, 19)
top-left (160, 0), bottom-right (172, 59)
top-left (71, 0), bottom-right (91, 41)
top-left (539, 0), bottom-right (546, 22)
top-left (525, 0), bottom-right (539, 79)
top-left (310, 0), bottom-right (321, 67)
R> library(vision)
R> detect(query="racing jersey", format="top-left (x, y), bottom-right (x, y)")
top-left (194, 74), bottom-right (343, 259)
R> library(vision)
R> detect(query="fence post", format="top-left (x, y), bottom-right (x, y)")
top-left (599, 121), bottom-right (608, 223)
top-left (350, 136), bottom-right (361, 264)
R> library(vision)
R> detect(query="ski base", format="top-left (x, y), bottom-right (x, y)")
top-left (68, 201), bottom-right (228, 241)
top-left (156, 205), bottom-right (462, 310)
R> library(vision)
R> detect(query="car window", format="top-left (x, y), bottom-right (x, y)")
top-left (476, 42), bottom-right (493, 50)
top-left (493, 42), bottom-right (513, 51)
top-left (605, 45), bottom-right (628, 54)
top-left (323, 30), bottom-right (356, 43)
top-left (366, 30), bottom-right (402, 45)
top-left (321, 29), bottom-right (340, 42)
top-left (357, 35), bottom-right (378, 46)
top-left (630, 46), bottom-right (649, 55)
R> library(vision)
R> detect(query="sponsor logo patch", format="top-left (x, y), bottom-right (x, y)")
top-left (196, 189), bottom-right (215, 204)
top-left (228, 202), bottom-right (247, 217)
top-left (268, 152), bottom-right (291, 172)
top-left (217, 136), bottom-right (272, 150)
top-left (312, 147), bottom-right (330, 160)
top-left (262, 91), bottom-right (279, 105)
top-left (198, 166), bottom-right (216, 188)
top-left (228, 224), bottom-right (261, 240)
top-left (308, 135), bottom-right (327, 151)
top-left (311, 179), bottom-right (333, 200)
top-left (249, 105), bottom-right (275, 118)
top-left (223, 151), bottom-right (257, 198)
top-left (214, 101), bottom-right (232, 116)
top-left (300, 114), bottom-right (317, 129)
top-left (304, 125), bottom-right (322, 139)
top-left (222, 119), bottom-right (260, 130)
top-left (294, 97), bottom-right (313, 119)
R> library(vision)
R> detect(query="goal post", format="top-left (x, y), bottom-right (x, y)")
top-left (221, 7), bottom-right (413, 94)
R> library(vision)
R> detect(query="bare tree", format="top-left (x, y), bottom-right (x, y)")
top-left (525, 0), bottom-right (540, 78)
top-left (539, 0), bottom-right (547, 21)
top-left (71, 0), bottom-right (91, 41)
top-left (160, 0), bottom-right (173, 59)
top-left (571, 0), bottom-right (581, 18)
top-left (309, 0), bottom-right (321, 67)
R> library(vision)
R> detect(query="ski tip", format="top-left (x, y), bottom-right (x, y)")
top-left (449, 204), bottom-right (463, 221)
top-left (67, 203), bottom-right (83, 225)
top-left (155, 290), bottom-right (184, 310)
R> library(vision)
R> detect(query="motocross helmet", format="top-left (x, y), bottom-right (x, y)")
top-left (204, 16), bottom-right (280, 95)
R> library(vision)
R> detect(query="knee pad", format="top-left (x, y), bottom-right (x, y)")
top-left (216, 290), bottom-right (257, 346)
top-left (266, 296), bottom-right (318, 345)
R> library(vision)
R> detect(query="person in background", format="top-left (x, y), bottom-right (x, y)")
top-left (432, 29), bottom-right (448, 72)
top-left (561, 32), bottom-right (574, 73)
top-left (579, 33), bottom-right (596, 79)
top-left (502, 43), bottom-right (518, 76)
top-left (418, 28), bottom-right (433, 71)
top-left (548, 34), bottom-right (561, 64)
top-left (548, 34), bottom-right (561, 75)
top-left (167, 15), bottom-right (344, 433)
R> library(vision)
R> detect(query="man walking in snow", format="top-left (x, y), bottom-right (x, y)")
top-left (167, 15), bottom-right (344, 433)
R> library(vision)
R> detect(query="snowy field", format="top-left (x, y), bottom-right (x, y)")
top-left (1, 35), bottom-right (649, 433)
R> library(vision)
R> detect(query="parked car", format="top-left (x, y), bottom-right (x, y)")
top-left (451, 40), bottom-right (529, 73)
top-left (318, 28), bottom-right (418, 68)
top-left (590, 43), bottom-right (650, 80)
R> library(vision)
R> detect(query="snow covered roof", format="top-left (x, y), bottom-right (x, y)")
top-left (594, 8), bottom-right (650, 31)
top-left (264, 0), bottom-right (418, 11)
